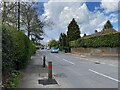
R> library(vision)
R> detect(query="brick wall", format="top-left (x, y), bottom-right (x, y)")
top-left (71, 47), bottom-right (119, 56)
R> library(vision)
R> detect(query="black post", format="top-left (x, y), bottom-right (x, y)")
top-left (43, 55), bottom-right (46, 68)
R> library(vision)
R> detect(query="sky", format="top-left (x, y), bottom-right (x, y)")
top-left (37, 0), bottom-right (120, 44)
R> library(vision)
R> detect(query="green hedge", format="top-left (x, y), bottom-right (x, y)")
top-left (70, 41), bottom-right (78, 48)
top-left (70, 32), bottom-right (120, 47)
top-left (2, 25), bottom-right (36, 87)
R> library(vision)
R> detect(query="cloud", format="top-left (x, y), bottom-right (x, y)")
top-left (42, 1), bottom-right (118, 43)
top-left (43, 2), bottom-right (84, 21)
top-left (108, 14), bottom-right (118, 23)
top-left (100, 0), bottom-right (119, 13)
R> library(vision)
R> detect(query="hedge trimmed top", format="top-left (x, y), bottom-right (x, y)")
top-left (70, 32), bottom-right (120, 47)
top-left (2, 24), bottom-right (36, 71)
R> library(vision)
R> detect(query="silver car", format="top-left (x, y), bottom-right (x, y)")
top-left (51, 48), bottom-right (59, 53)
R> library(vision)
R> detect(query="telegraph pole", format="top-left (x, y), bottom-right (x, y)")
top-left (18, 1), bottom-right (20, 31)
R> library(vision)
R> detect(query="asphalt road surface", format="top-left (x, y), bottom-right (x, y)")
top-left (40, 50), bottom-right (119, 88)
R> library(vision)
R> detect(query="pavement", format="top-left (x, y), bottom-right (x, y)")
top-left (18, 49), bottom-right (119, 88)
top-left (18, 50), bottom-right (60, 88)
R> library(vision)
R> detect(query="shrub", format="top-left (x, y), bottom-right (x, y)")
top-left (4, 70), bottom-right (22, 89)
top-left (70, 32), bottom-right (120, 47)
top-left (70, 41), bottom-right (77, 48)
top-left (2, 24), bottom-right (36, 87)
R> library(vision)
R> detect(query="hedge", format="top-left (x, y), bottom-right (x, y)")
top-left (70, 32), bottom-right (120, 48)
top-left (2, 25), bottom-right (36, 88)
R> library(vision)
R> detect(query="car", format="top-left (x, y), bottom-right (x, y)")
top-left (51, 48), bottom-right (59, 53)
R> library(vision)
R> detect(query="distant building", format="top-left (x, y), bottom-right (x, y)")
top-left (86, 28), bottom-right (117, 37)
top-left (95, 28), bottom-right (117, 35)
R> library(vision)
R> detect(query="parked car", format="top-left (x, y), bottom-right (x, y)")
top-left (51, 48), bottom-right (59, 53)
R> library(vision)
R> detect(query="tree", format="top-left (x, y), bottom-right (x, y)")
top-left (2, 2), bottom-right (54, 47)
top-left (67, 18), bottom-right (80, 43)
top-left (59, 33), bottom-right (67, 48)
top-left (48, 39), bottom-right (58, 48)
top-left (95, 30), bottom-right (98, 33)
top-left (103, 20), bottom-right (113, 30)
top-left (2, 2), bottom-right (18, 27)
top-left (20, 2), bottom-right (37, 37)
top-left (30, 14), bottom-right (44, 44)
top-left (83, 33), bottom-right (86, 37)
top-left (2, 2), bottom-right (52, 41)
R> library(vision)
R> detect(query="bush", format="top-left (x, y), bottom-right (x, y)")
top-left (2, 24), bottom-right (36, 88)
top-left (70, 32), bottom-right (120, 47)
top-left (4, 70), bottom-right (22, 89)
top-left (70, 41), bottom-right (77, 48)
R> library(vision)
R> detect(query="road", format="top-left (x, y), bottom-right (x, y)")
top-left (40, 50), bottom-right (119, 88)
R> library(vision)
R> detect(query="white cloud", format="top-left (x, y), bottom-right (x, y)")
top-left (42, 1), bottom-right (118, 42)
top-left (43, 2), bottom-right (84, 21)
top-left (108, 13), bottom-right (118, 23)
top-left (100, 0), bottom-right (119, 13)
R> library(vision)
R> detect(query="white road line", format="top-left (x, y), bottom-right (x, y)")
top-left (52, 73), bottom-right (61, 86)
top-left (82, 58), bottom-right (89, 61)
top-left (76, 57), bottom-right (89, 61)
top-left (76, 57), bottom-right (117, 67)
top-left (109, 64), bottom-right (117, 67)
top-left (89, 69), bottom-right (120, 83)
top-left (101, 62), bottom-right (106, 64)
top-left (63, 58), bottom-right (75, 65)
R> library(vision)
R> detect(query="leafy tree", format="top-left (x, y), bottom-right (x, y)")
top-left (83, 33), bottom-right (86, 37)
top-left (48, 39), bottom-right (58, 48)
top-left (104, 20), bottom-right (113, 30)
top-left (30, 14), bottom-right (44, 44)
top-left (59, 33), bottom-right (67, 48)
top-left (67, 18), bottom-right (80, 42)
top-left (20, 2), bottom-right (37, 37)
top-left (2, 2), bottom-right (45, 41)
top-left (2, 2), bottom-right (18, 27)
top-left (95, 30), bottom-right (98, 33)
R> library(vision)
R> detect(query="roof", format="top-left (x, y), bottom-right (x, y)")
top-left (86, 28), bottom-right (117, 37)
top-left (96, 28), bottom-right (117, 34)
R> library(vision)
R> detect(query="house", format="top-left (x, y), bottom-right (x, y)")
top-left (86, 28), bottom-right (117, 37)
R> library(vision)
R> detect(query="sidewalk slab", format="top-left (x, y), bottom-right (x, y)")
top-left (17, 50), bottom-right (60, 88)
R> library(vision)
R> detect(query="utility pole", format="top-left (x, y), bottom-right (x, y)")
top-left (18, 1), bottom-right (20, 31)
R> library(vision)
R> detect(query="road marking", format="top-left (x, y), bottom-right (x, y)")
top-left (101, 62), bottom-right (106, 64)
top-left (76, 57), bottom-right (89, 61)
top-left (76, 57), bottom-right (117, 67)
top-left (89, 69), bottom-right (120, 82)
top-left (81, 58), bottom-right (89, 61)
top-left (50, 52), bottom-right (117, 67)
top-left (63, 58), bottom-right (75, 65)
top-left (109, 64), bottom-right (117, 67)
